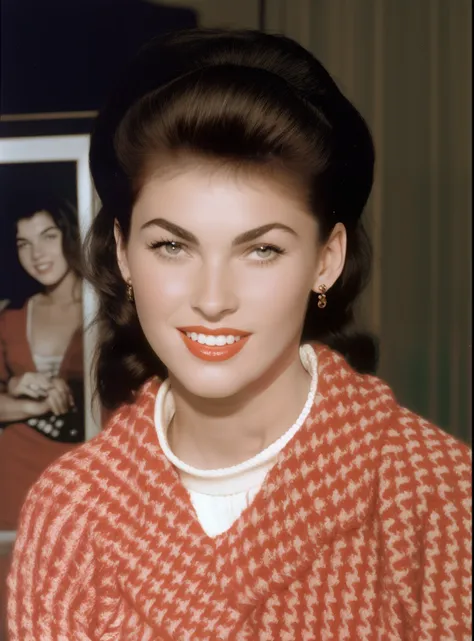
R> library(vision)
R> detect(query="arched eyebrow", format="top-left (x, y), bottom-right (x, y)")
top-left (140, 218), bottom-right (298, 245)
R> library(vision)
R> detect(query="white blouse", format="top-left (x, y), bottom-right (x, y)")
top-left (27, 299), bottom-right (63, 377)
top-left (154, 344), bottom-right (318, 537)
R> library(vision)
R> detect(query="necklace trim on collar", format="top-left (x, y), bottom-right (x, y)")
top-left (154, 344), bottom-right (319, 479)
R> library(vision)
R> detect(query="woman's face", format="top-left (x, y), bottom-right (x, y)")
top-left (117, 166), bottom-right (345, 400)
top-left (16, 211), bottom-right (69, 287)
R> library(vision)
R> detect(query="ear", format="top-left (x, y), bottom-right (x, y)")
top-left (312, 222), bottom-right (347, 293)
top-left (114, 220), bottom-right (131, 283)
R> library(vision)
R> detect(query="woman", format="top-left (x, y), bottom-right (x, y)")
top-left (7, 29), bottom-right (471, 640)
top-left (0, 195), bottom-right (84, 528)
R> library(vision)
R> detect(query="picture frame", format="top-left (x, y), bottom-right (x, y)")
top-left (0, 134), bottom-right (100, 444)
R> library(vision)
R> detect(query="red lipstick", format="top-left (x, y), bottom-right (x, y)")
top-left (177, 326), bottom-right (251, 362)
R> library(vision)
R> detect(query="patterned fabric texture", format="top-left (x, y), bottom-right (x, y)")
top-left (7, 344), bottom-right (472, 640)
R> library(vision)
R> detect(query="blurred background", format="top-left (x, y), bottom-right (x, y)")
top-left (1, 0), bottom-right (471, 445)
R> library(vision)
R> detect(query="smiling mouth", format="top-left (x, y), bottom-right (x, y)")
top-left (177, 327), bottom-right (251, 362)
top-left (34, 263), bottom-right (53, 273)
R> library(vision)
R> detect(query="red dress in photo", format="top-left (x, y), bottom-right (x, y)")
top-left (0, 301), bottom-right (84, 636)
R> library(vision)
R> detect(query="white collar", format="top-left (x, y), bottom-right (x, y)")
top-left (154, 344), bottom-right (318, 489)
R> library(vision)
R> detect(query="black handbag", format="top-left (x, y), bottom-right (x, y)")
top-left (0, 380), bottom-right (85, 444)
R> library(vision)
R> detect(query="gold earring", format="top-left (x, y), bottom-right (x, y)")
top-left (317, 284), bottom-right (327, 309)
top-left (126, 282), bottom-right (134, 303)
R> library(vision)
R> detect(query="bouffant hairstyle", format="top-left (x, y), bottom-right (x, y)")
top-left (86, 28), bottom-right (378, 410)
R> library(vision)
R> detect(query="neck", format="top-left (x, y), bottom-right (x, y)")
top-left (40, 270), bottom-right (81, 306)
top-left (167, 344), bottom-right (312, 469)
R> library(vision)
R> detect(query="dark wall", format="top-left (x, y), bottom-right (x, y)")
top-left (1, 0), bottom-right (197, 114)
top-left (0, 0), bottom-right (197, 307)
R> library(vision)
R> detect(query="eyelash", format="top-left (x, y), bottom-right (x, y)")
top-left (148, 239), bottom-right (183, 257)
top-left (147, 238), bottom-right (286, 264)
top-left (249, 244), bottom-right (286, 264)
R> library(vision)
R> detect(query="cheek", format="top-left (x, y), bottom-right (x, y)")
top-left (130, 257), bottom-right (190, 315)
top-left (53, 240), bottom-right (66, 259)
top-left (18, 249), bottom-right (32, 270)
top-left (242, 262), bottom-right (313, 319)
top-left (49, 245), bottom-right (69, 276)
top-left (138, 276), bottom-right (188, 308)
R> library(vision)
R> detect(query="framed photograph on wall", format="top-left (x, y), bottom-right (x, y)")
top-left (0, 134), bottom-right (101, 577)
top-left (0, 135), bottom-right (100, 446)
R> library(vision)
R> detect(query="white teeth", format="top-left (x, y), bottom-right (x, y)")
top-left (185, 332), bottom-right (245, 346)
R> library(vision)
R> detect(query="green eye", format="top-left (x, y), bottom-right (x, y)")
top-left (255, 246), bottom-right (275, 258)
top-left (248, 244), bottom-right (285, 262)
top-left (164, 242), bottom-right (182, 255)
top-left (148, 239), bottom-right (186, 259)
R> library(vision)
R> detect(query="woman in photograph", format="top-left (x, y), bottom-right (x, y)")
top-left (8, 29), bottom-right (472, 640)
top-left (0, 195), bottom-right (84, 530)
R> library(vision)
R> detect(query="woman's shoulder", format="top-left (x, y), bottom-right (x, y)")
top-left (372, 398), bottom-right (471, 538)
top-left (0, 302), bottom-right (28, 335)
top-left (10, 408), bottom-right (132, 557)
top-left (381, 402), bottom-right (471, 501)
top-left (317, 343), bottom-right (471, 491)
top-left (386, 402), bottom-right (471, 459)
top-left (7, 425), bottom-right (111, 633)
top-left (23, 381), bottom-right (162, 506)
top-left (354, 364), bottom-right (471, 488)
top-left (317, 343), bottom-right (470, 447)
top-left (19, 422), bottom-right (121, 517)
top-left (10, 387), bottom-right (162, 572)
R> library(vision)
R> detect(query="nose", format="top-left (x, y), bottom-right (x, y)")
top-left (31, 241), bottom-right (45, 261)
top-left (191, 260), bottom-right (238, 321)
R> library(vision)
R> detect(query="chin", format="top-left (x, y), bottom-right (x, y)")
top-left (166, 360), bottom-right (251, 401)
top-left (36, 271), bottom-right (67, 288)
top-left (190, 381), bottom-right (244, 400)
top-left (170, 369), bottom-right (237, 399)
top-left (34, 276), bottom-right (53, 287)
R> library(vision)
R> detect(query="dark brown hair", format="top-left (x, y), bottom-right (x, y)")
top-left (86, 28), bottom-right (378, 410)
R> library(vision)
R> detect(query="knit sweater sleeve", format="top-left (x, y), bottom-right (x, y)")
top-left (379, 408), bottom-right (472, 639)
top-left (7, 451), bottom-right (97, 641)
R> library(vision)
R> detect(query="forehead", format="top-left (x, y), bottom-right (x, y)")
top-left (133, 165), bottom-right (314, 232)
top-left (17, 210), bottom-right (56, 236)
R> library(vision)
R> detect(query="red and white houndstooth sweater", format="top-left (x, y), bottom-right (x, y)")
top-left (7, 345), bottom-right (472, 640)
